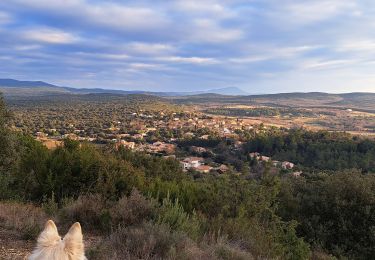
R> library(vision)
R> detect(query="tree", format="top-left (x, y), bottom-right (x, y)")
top-left (0, 94), bottom-right (11, 163)
top-left (0, 93), bottom-right (19, 199)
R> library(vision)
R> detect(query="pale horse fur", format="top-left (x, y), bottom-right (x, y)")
top-left (28, 220), bottom-right (87, 260)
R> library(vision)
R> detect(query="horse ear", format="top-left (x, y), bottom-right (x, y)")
top-left (63, 222), bottom-right (84, 254)
top-left (37, 220), bottom-right (60, 247)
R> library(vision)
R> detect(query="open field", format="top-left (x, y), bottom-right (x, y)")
top-left (171, 93), bottom-right (375, 135)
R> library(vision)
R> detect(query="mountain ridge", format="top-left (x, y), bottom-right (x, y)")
top-left (0, 79), bottom-right (248, 96)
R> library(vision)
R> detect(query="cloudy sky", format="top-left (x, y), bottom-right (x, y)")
top-left (0, 0), bottom-right (374, 93)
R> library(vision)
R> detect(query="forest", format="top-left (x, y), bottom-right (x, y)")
top-left (1, 94), bottom-right (375, 259)
top-left (204, 107), bottom-right (317, 118)
top-left (243, 129), bottom-right (375, 172)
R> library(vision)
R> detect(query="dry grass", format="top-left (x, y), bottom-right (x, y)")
top-left (0, 201), bottom-right (47, 240)
top-left (90, 222), bottom-right (192, 260)
top-left (89, 222), bottom-right (254, 260)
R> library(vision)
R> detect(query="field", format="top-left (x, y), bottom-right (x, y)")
top-left (172, 92), bottom-right (375, 135)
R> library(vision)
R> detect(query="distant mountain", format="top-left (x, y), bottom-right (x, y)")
top-left (0, 79), bottom-right (248, 97)
top-left (1, 78), bottom-right (373, 112)
top-left (168, 87), bottom-right (248, 96)
top-left (0, 78), bottom-right (56, 88)
top-left (206, 87), bottom-right (248, 95)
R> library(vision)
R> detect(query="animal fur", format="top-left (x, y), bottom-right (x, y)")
top-left (28, 220), bottom-right (87, 260)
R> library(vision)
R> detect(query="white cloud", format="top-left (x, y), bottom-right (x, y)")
top-left (158, 56), bottom-right (219, 65)
top-left (189, 19), bottom-right (243, 43)
top-left (336, 39), bottom-right (375, 53)
top-left (129, 63), bottom-right (160, 69)
top-left (125, 42), bottom-right (176, 55)
top-left (14, 44), bottom-right (41, 51)
top-left (229, 45), bottom-right (321, 64)
top-left (23, 28), bottom-right (78, 44)
top-left (11, 0), bottom-right (169, 31)
top-left (174, 0), bottom-right (233, 18)
top-left (125, 63), bottom-right (168, 73)
top-left (301, 59), bottom-right (358, 70)
top-left (85, 4), bottom-right (168, 31)
top-left (0, 11), bottom-right (12, 25)
top-left (267, 0), bottom-right (359, 26)
top-left (76, 52), bottom-right (130, 61)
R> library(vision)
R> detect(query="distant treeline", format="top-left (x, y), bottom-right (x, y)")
top-left (204, 107), bottom-right (316, 117)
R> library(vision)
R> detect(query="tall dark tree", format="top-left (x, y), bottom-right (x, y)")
top-left (0, 93), bottom-right (13, 170)
top-left (0, 93), bottom-right (18, 198)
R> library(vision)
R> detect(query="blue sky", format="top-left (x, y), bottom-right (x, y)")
top-left (0, 0), bottom-right (374, 93)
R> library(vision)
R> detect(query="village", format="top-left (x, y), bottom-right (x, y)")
top-left (31, 110), bottom-right (300, 177)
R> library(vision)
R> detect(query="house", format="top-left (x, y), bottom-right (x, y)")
top-left (195, 165), bottom-right (213, 173)
top-left (35, 132), bottom-right (47, 138)
top-left (234, 141), bottom-right (243, 149)
top-left (223, 128), bottom-right (231, 134)
top-left (249, 152), bottom-right (271, 162)
top-left (132, 134), bottom-right (144, 140)
top-left (149, 142), bottom-right (176, 154)
top-left (38, 139), bottom-right (63, 150)
top-left (63, 133), bottom-right (79, 140)
top-left (180, 161), bottom-right (190, 171)
top-left (191, 146), bottom-right (207, 153)
top-left (249, 152), bottom-right (260, 159)
top-left (291, 171), bottom-right (302, 177)
top-left (115, 140), bottom-right (136, 150)
top-left (181, 157), bottom-right (204, 170)
top-left (146, 127), bottom-right (157, 132)
top-left (272, 160), bottom-right (280, 167)
top-left (217, 164), bottom-right (229, 174)
top-left (163, 155), bottom-right (176, 159)
top-left (184, 132), bottom-right (195, 138)
top-left (282, 161), bottom-right (294, 169)
top-left (259, 155), bottom-right (270, 162)
top-left (183, 157), bottom-right (204, 167)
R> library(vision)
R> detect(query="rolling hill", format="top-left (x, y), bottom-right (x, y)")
top-left (0, 79), bottom-right (248, 97)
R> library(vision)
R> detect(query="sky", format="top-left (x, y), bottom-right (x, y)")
top-left (0, 0), bottom-right (374, 93)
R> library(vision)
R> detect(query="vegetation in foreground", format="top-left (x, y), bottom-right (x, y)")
top-left (1, 94), bottom-right (375, 259)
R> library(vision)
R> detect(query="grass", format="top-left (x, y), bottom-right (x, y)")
top-left (0, 201), bottom-right (47, 240)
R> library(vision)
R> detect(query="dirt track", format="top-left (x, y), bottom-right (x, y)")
top-left (0, 228), bottom-right (33, 260)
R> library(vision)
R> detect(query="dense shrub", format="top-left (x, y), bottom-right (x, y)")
top-left (278, 171), bottom-right (375, 259)
top-left (244, 129), bottom-right (375, 172)
top-left (91, 222), bottom-right (190, 259)
top-left (60, 194), bottom-right (110, 232)
top-left (110, 189), bottom-right (156, 227)
top-left (90, 221), bottom-right (258, 260)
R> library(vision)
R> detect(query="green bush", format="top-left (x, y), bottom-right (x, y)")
top-left (157, 194), bottom-right (201, 240)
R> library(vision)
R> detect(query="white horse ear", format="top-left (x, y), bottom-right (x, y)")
top-left (37, 220), bottom-right (60, 247)
top-left (63, 222), bottom-right (84, 254)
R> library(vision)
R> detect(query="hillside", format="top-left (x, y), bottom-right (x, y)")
top-left (172, 92), bottom-right (375, 112)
